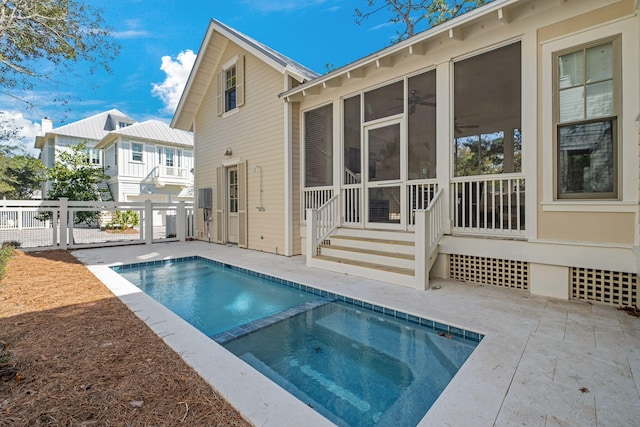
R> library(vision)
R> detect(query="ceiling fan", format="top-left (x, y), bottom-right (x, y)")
top-left (389, 90), bottom-right (435, 114)
top-left (454, 119), bottom-right (480, 135)
top-left (406, 90), bottom-right (435, 114)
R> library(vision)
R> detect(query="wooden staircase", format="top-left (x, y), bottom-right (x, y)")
top-left (311, 228), bottom-right (431, 288)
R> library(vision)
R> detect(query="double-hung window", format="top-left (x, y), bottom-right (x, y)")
top-left (217, 56), bottom-right (244, 115)
top-left (131, 143), bottom-right (143, 162)
top-left (225, 66), bottom-right (237, 112)
top-left (555, 37), bottom-right (620, 199)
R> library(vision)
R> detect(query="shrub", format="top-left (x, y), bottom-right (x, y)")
top-left (0, 243), bottom-right (15, 280)
top-left (106, 210), bottom-right (139, 231)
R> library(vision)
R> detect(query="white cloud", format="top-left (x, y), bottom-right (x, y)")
top-left (151, 50), bottom-right (197, 114)
top-left (113, 19), bottom-right (150, 39)
top-left (0, 110), bottom-right (42, 157)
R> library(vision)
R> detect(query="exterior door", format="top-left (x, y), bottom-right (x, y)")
top-left (227, 166), bottom-right (239, 244)
top-left (364, 120), bottom-right (405, 229)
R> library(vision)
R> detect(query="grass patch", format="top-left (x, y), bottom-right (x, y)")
top-left (0, 243), bottom-right (15, 281)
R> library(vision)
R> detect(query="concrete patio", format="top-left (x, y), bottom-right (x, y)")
top-left (74, 241), bottom-right (640, 427)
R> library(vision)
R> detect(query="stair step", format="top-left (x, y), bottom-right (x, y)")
top-left (320, 244), bottom-right (413, 260)
top-left (330, 235), bottom-right (414, 246)
top-left (333, 228), bottom-right (415, 242)
top-left (313, 254), bottom-right (414, 276)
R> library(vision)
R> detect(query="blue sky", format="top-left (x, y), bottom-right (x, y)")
top-left (3, 0), bottom-right (406, 155)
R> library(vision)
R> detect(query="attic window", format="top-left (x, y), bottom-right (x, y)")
top-left (118, 121), bottom-right (132, 129)
top-left (217, 56), bottom-right (245, 116)
top-left (225, 66), bottom-right (237, 112)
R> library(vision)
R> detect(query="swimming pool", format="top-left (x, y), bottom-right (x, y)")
top-left (113, 256), bottom-right (482, 426)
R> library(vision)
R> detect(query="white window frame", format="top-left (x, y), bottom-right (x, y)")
top-left (131, 142), bottom-right (144, 162)
top-left (217, 56), bottom-right (244, 117)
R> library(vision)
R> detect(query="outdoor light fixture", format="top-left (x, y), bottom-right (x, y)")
top-left (224, 148), bottom-right (233, 156)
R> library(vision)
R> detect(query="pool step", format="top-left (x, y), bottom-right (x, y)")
top-left (212, 297), bottom-right (335, 344)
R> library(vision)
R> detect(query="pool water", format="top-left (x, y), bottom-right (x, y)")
top-left (225, 302), bottom-right (476, 427)
top-left (113, 257), bottom-right (481, 426)
top-left (115, 259), bottom-right (319, 336)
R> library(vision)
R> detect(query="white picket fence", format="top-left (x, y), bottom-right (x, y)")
top-left (0, 198), bottom-right (194, 250)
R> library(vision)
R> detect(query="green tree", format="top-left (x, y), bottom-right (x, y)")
top-left (0, 154), bottom-right (44, 199)
top-left (0, 112), bottom-right (44, 199)
top-left (45, 141), bottom-right (109, 225)
top-left (0, 0), bottom-right (119, 106)
top-left (355, 0), bottom-right (490, 43)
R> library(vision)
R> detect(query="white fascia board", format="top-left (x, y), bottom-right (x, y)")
top-left (279, 0), bottom-right (523, 99)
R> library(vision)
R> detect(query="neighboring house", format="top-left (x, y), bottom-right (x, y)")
top-left (35, 109), bottom-right (136, 199)
top-left (95, 120), bottom-right (194, 224)
top-left (34, 111), bottom-right (194, 212)
top-left (173, 0), bottom-right (640, 306)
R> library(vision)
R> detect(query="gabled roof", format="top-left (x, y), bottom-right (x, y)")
top-left (35, 109), bottom-right (135, 148)
top-left (95, 120), bottom-right (193, 149)
top-left (172, 18), bottom-right (320, 131)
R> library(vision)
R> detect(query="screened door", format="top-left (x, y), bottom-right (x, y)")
top-left (364, 120), bottom-right (404, 228)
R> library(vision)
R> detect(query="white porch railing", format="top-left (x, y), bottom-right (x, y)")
top-left (415, 188), bottom-right (445, 290)
top-left (407, 180), bottom-right (439, 227)
top-left (342, 185), bottom-right (361, 226)
top-left (306, 194), bottom-right (339, 264)
top-left (303, 186), bottom-right (334, 221)
top-left (451, 175), bottom-right (525, 236)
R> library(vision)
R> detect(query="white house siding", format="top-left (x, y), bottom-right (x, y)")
top-left (291, 0), bottom-right (639, 298)
top-left (193, 40), bottom-right (287, 254)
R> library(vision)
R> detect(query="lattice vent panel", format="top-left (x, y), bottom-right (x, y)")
top-left (449, 254), bottom-right (529, 290)
top-left (571, 268), bottom-right (638, 307)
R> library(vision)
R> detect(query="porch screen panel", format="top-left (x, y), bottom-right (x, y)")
top-left (343, 95), bottom-right (361, 184)
top-left (304, 104), bottom-right (333, 187)
top-left (453, 42), bottom-right (521, 177)
top-left (408, 70), bottom-right (437, 179)
top-left (364, 81), bottom-right (403, 122)
top-left (368, 124), bottom-right (400, 182)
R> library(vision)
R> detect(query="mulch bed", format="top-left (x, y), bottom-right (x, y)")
top-left (0, 250), bottom-right (251, 426)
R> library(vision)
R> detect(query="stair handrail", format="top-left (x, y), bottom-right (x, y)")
top-left (414, 187), bottom-right (445, 289)
top-left (305, 193), bottom-right (339, 265)
top-left (425, 187), bottom-right (445, 253)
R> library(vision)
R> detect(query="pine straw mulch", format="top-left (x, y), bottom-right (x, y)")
top-left (0, 249), bottom-right (251, 426)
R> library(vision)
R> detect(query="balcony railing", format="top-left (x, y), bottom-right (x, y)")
top-left (152, 166), bottom-right (191, 187)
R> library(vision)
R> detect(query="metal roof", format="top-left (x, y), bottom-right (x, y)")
top-left (47, 109), bottom-right (134, 140)
top-left (96, 120), bottom-right (193, 148)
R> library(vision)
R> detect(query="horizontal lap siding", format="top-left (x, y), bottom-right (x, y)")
top-left (194, 42), bottom-right (286, 253)
top-left (291, 103), bottom-right (302, 255)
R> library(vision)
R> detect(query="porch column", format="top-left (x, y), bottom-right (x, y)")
top-left (332, 100), bottom-right (341, 225)
top-left (436, 61), bottom-right (452, 234)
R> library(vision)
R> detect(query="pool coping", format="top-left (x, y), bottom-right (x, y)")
top-left (87, 250), bottom-right (491, 427)
top-left (113, 256), bottom-right (484, 344)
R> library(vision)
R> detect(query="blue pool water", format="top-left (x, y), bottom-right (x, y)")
top-left (113, 257), bottom-right (481, 427)
top-left (115, 258), bottom-right (319, 336)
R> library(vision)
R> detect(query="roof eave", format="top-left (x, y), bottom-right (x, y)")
top-left (279, 0), bottom-right (522, 100)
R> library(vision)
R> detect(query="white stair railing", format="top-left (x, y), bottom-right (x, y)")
top-left (306, 194), bottom-right (339, 266)
top-left (414, 188), bottom-right (445, 290)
